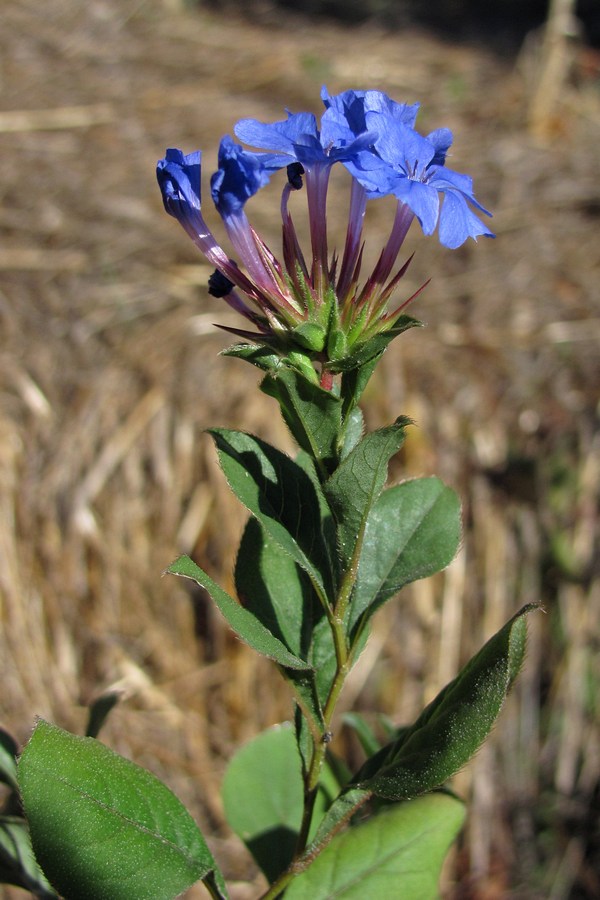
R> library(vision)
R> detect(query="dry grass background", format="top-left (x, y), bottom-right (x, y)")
top-left (0, 0), bottom-right (599, 897)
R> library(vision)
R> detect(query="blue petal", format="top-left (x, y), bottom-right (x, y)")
top-left (438, 190), bottom-right (495, 248)
top-left (426, 128), bottom-right (453, 166)
top-left (430, 167), bottom-right (492, 216)
top-left (370, 119), bottom-right (435, 178)
top-left (157, 148), bottom-right (201, 213)
top-left (362, 90), bottom-right (420, 128)
top-left (392, 179), bottom-right (440, 234)
top-left (234, 111), bottom-right (319, 159)
top-left (343, 152), bottom-right (398, 196)
top-left (210, 136), bottom-right (271, 218)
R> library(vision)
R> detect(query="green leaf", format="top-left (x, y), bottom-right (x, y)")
top-left (221, 342), bottom-right (283, 373)
top-left (325, 418), bottom-right (411, 569)
top-left (222, 724), bottom-right (302, 883)
top-left (210, 428), bottom-right (335, 598)
top-left (339, 354), bottom-right (380, 422)
top-left (235, 517), bottom-right (320, 660)
top-left (339, 406), bottom-right (364, 460)
top-left (18, 719), bottom-right (227, 900)
top-left (352, 605), bottom-right (537, 799)
top-left (0, 727), bottom-right (18, 790)
top-left (260, 368), bottom-right (342, 476)
top-left (0, 816), bottom-right (57, 896)
top-left (222, 724), bottom-right (337, 883)
top-left (167, 555), bottom-right (309, 670)
top-left (350, 477), bottom-right (461, 632)
top-left (235, 517), bottom-right (326, 733)
top-left (286, 793), bottom-right (465, 900)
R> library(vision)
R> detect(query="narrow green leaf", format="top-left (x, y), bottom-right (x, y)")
top-left (352, 605), bottom-right (538, 799)
top-left (0, 816), bottom-right (57, 896)
top-left (286, 793), bottom-right (465, 900)
top-left (0, 727), bottom-right (18, 790)
top-left (18, 719), bottom-right (227, 900)
top-left (222, 725), bottom-right (337, 883)
top-left (210, 428), bottom-right (335, 597)
top-left (221, 342), bottom-right (283, 373)
top-left (351, 477), bottom-right (461, 631)
top-left (167, 555), bottom-right (309, 670)
top-left (325, 418), bottom-right (411, 569)
top-left (234, 517), bottom-right (326, 733)
top-left (260, 368), bottom-right (342, 475)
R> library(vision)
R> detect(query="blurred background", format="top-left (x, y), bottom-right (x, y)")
top-left (0, 0), bottom-right (599, 896)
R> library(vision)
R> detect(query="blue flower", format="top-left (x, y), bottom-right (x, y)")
top-left (347, 112), bottom-right (494, 249)
top-left (210, 135), bottom-right (272, 219)
top-left (158, 88), bottom-right (495, 376)
top-left (234, 92), bottom-right (377, 173)
top-left (320, 86), bottom-right (419, 136)
top-left (157, 148), bottom-right (205, 243)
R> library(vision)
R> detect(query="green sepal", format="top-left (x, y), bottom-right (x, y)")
top-left (351, 605), bottom-right (538, 799)
top-left (327, 328), bottom-right (348, 362)
top-left (292, 322), bottom-right (327, 352)
top-left (327, 315), bottom-right (423, 374)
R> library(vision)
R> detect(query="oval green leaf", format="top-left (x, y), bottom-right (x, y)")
top-left (18, 720), bottom-right (227, 900)
top-left (286, 792), bottom-right (465, 900)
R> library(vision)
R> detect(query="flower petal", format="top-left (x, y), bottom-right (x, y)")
top-left (210, 136), bottom-right (271, 218)
top-left (234, 111), bottom-right (319, 157)
top-left (438, 190), bottom-right (495, 248)
top-left (157, 148), bottom-right (202, 228)
top-left (426, 128), bottom-right (453, 166)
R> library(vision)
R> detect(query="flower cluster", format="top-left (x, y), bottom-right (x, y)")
top-left (157, 87), bottom-right (492, 376)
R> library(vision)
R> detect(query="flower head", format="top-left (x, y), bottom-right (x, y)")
top-left (157, 87), bottom-right (494, 382)
top-left (346, 111), bottom-right (494, 249)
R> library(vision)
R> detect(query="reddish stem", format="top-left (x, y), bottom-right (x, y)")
top-left (320, 369), bottom-right (334, 391)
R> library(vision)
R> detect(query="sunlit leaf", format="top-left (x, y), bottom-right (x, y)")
top-left (352, 605), bottom-right (537, 799)
top-left (167, 555), bottom-right (309, 670)
top-left (18, 720), bottom-right (227, 900)
top-left (286, 793), bottom-right (465, 900)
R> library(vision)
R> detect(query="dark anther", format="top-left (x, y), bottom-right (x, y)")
top-left (208, 269), bottom-right (235, 298)
top-left (287, 162), bottom-right (305, 191)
